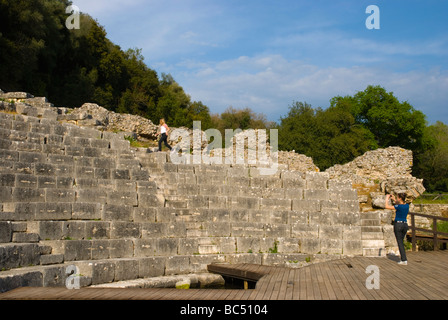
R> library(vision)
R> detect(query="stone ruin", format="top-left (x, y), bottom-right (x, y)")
top-left (0, 90), bottom-right (425, 292)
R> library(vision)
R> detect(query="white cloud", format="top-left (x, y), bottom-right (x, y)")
top-left (177, 54), bottom-right (448, 123)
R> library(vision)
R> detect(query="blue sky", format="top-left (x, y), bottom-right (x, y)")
top-left (73, 0), bottom-right (448, 124)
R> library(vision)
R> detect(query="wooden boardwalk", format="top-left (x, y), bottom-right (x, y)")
top-left (1, 250), bottom-right (447, 300)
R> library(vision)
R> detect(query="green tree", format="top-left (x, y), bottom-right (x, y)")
top-left (413, 122), bottom-right (448, 192)
top-left (331, 85), bottom-right (427, 150)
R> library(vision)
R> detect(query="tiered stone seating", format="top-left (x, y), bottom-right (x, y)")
top-left (0, 95), bottom-right (369, 292)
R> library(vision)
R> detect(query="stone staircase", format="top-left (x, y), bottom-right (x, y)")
top-left (0, 94), bottom-right (371, 292)
top-left (361, 211), bottom-right (386, 257)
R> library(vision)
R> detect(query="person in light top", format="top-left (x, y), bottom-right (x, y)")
top-left (157, 118), bottom-right (172, 152)
top-left (385, 193), bottom-right (410, 265)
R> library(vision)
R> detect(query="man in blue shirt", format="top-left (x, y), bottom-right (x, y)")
top-left (385, 193), bottom-right (409, 265)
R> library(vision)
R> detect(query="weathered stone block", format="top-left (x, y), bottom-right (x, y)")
top-left (63, 240), bottom-right (91, 261)
top-left (157, 238), bottom-right (179, 256)
top-left (111, 222), bottom-right (141, 239)
top-left (138, 257), bottom-right (166, 278)
top-left (320, 239), bottom-right (343, 254)
top-left (343, 240), bottom-right (363, 255)
top-left (165, 256), bottom-right (190, 275)
top-left (13, 187), bottom-right (45, 202)
top-left (260, 198), bottom-right (291, 210)
top-left (265, 224), bottom-right (289, 238)
top-left (109, 239), bottom-right (134, 258)
top-left (291, 223), bottom-right (319, 238)
top-left (72, 203), bottom-right (101, 220)
top-left (338, 200), bottom-right (360, 213)
top-left (231, 222), bottom-right (264, 237)
top-left (304, 189), bottom-right (330, 201)
top-left (292, 200), bottom-right (320, 212)
top-left (63, 221), bottom-right (86, 240)
top-left (134, 238), bottom-right (157, 257)
top-left (38, 176), bottom-right (56, 188)
top-left (237, 237), bottom-right (260, 253)
top-left (115, 259), bottom-right (139, 281)
top-left (45, 189), bottom-right (75, 203)
top-left (228, 197), bottom-right (259, 210)
top-left (102, 204), bottom-right (133, 221)
top-left (204, 222), bottom-right (230, 237)
top-left (90, 240), bottom-right (110, 259)
top-left (319, 225), bottom-right (343, 239)
top-left (299, 238), bottom-right (320, 254)
top-left (35, 203), bottom-right (72, 220)
top-left (106, 191), bottom-right (138, 207)
top-left (76, 189), bottom-right (107, 204)
top-left (86, 221), bottom-right (110, 239)
top-left (0, 222), bottom-right (12, 242)
top-left (78, 261), bottom-right (115, 285)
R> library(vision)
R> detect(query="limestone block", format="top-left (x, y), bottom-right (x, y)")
top-left (102, 204), bottom-right (133, 221)
top-left (0, 222), bottom-right (12, 242)
top-left (338, 200), bottom-right (360, 213)
top-left (63, 221), bottom-right (86, 240)
top-left (86, 221), bottom-right (110, 239)
top-left (106, 191), bottom-right (138, 207)
top-left (208, 196), bottom-right (227, 209)
top-left (134, 237), bottom-right (159, 257)
top-left (35, 203), bottom-right (72, 220)
top-left (282, 176), bottom-right (306, 189)
top-left (292, 200), bottom-right (320, 212)
top-left (165, 256), bottom-right (190, 275)
top-left (229, 209), bottom-right (249, 222)
top-left (111, 222), bottom-right (141, 239)
top-left (277, 238), bottom-right (300, 253)
top-left (115, 259), bottom-right (139, 281)
top-left (343, 240), bottom-right (363, 255)
top-left (12, 187), bottom-right (45, 202)
top-left (265, 224), bottom-right (289, 238)
top-left (112, 169), bottom-right (130, 180)
top-left (178, 238), bottom-right (199, 255)
top-left (156, 238), bottom-right (179, 256)
top-left (231, 222), bottom-right (264, 237)
top-left (329, 189), bottom-right (358, 201)
top-left (63, 240), bottom-right (92, 261)
top-left (90, 240), bottom-right (110, 259)
top-left (228, 196), bottom-right (259, 210)
top-left (0, 270), bottom-right (43, 293)
top-left (77, 260), bottom-right (115, 285)
top-left (304, 189), bottom-right (330, 201)
top-left (138, 257), bottom-right (166, 278)
top-left (204, 222), bottom-right (231, 237)
top-left (319, 225), bottom-right (343, 239)
top-left (109, 239), bottom-right (134, 258)
top-left (291, 223), bottom-right (318, 238)
top-left (342, 226), bottom-right (362, 241)
top-left (270, 210), bottom-right (289, 224)
top-left (138, 192), bottom-right (165, 207)
top-left (320, 239), bottom-right (343, 254)
top-left (260, 198), bottom-right (292, 210)
top-left (237, 237), bottom-right (260, 253)
top-left (72, 203), bottom-right (102, 220)
top-left (288, 211), bottom-right (308, 225)
top-left (38, 176), bottom-right (57, 189)
top-left (45, 189), bottom-right (75, 203)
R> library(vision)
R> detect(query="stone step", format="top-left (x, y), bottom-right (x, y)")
top-left (12, 232), bottom-right (40, 243)
top-left (361, 219), bottom-right (381, 226)
top-left (361, 226), bottom-right (382, 233)
top-left (362, 239), bottom-right (385, 248)
top-left (361, 232), bottom-right (384, 240)
top-left (363, 247), bottom-right (386, 257)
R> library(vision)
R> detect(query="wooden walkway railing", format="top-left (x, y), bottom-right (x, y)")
top-left (408, 212), bottom-right (448, 251)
